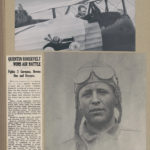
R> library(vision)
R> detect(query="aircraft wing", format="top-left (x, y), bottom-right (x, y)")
top-left (15, 15), bottom-right (103, 51)
top-left (31, 0), bottom-right (102, 14)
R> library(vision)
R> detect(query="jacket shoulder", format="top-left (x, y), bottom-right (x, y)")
top-left (118, 128), bottom-right (146, 150)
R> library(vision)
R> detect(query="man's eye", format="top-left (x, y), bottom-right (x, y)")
top-left (82, 91), bottom-right (92, 98)
top-left (97, 89), bottom-right (108, 95)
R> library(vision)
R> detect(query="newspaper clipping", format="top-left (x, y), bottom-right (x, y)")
top-left (7, 56), bottom-right (42, 150)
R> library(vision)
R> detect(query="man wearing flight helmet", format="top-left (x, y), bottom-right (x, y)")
top-left (62, 62), bottom-right (144, 150)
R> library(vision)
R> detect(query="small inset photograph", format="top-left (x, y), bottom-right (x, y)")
top-left (45, 53), bottom-right (146, 150)
top-left (15, 0), bottom-right (135, 51)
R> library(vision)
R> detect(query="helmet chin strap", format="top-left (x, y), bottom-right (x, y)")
top-left (114, 107), bottom-right (120, 123)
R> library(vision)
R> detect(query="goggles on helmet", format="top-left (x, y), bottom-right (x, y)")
top-left (74, 65), bottom-right (119, 92)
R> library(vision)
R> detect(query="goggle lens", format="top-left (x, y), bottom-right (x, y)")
top-left (75, 66), bottom-right (115, 84)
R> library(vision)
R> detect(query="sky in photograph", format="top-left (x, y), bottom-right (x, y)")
top-left (15, 0), bottom-right (70, 12)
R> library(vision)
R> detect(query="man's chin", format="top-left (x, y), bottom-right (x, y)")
top-left (87, 115), bottom-right (108, 125)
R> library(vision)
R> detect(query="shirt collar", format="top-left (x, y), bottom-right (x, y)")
top-left (80, 119), bottom-right (119, 143)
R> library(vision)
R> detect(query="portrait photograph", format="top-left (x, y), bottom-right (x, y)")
top-left (15, 0), bottom-right (135, 51)
top-left (44, 53), bottom-right (146, 150)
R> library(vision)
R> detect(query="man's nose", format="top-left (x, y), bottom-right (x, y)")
top-left (91, 91), bottom-right (101, 105)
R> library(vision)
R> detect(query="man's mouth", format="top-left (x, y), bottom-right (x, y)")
top-left (89, 108), bottom-right (105, 114)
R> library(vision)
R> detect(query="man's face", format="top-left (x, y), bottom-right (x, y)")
top-left (78, 82), bottom-right (116, 125)
top-left (79, 7), bottom-right (87, 17)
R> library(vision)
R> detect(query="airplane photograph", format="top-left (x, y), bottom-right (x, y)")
top-left (15, 0), bottom-right (135, 51)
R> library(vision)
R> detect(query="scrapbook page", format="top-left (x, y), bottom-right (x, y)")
top-left (0, 0), bottom-right (150, 150)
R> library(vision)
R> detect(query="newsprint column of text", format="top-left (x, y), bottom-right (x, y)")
top-left (7, 56), bottom-right (42, 150)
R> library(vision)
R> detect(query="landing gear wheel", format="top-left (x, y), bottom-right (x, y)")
top-left (69, 42), bottom-right (80, 50)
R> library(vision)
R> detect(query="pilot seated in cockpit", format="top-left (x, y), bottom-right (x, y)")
top-left (76, 4), bottom-right (101, 23)
top-left (76, 5), bottom-right (88, 19)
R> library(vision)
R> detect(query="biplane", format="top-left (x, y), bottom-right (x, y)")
top-left (15, 0), bottom-right (135, 51)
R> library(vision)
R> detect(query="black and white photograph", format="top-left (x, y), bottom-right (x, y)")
top-left (15, 0), bottom-right (135, 51)
top-left (44, 53), bottom-right (146, 150)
